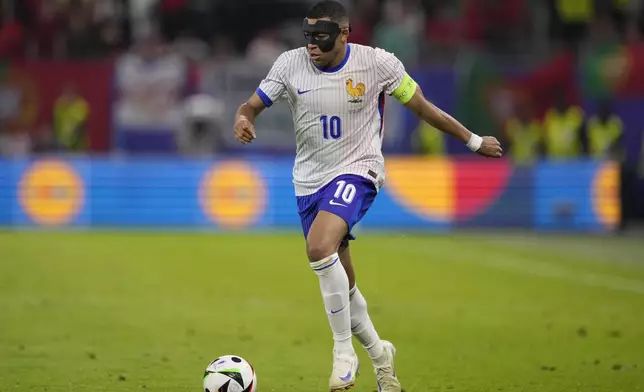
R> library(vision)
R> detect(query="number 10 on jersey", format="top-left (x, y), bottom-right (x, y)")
top-left (321, 115), bottom-right (342, 140)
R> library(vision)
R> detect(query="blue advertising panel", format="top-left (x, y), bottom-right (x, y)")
top-left (0, 157), bottom-right (619, 233)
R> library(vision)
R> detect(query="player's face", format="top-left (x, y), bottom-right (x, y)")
top-left (305, 18), bottom-right (349, 68)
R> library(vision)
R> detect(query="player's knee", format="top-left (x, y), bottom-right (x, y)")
top-left (306, 240), bottom-right (337, 262)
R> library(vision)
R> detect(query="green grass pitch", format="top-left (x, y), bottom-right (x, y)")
top-left (1, 231), bottom-right (644, 391)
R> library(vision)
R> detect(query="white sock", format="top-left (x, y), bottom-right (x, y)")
top-left (311, 253), bottom-right (354, 356)
top-left (349, 286), bottom-right (385, 366)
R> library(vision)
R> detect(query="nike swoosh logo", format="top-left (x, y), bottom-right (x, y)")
top-left (339, 369), bottom-right (352, 382)
top-left (330, 306), bottom-right (346, 315)
top-left (329, 200), bottom-right (347, 207)
top-left (297, 89), bottom-right (312, 95)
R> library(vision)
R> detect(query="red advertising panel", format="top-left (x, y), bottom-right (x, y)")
top-left (5, 61), bottom-right (112, 151)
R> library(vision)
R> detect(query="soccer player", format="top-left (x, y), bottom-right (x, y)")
top-left (233, 1), bottom-right (503, 391)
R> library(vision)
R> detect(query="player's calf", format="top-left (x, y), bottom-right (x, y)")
top-left (309, 254), bottom-right (354, 356)
top-left (349, 286), bottom-right (385, 363)
top-left (311, 251), bottom-right (357, 389)
top-left (307, 212), bottom-right (355, 357)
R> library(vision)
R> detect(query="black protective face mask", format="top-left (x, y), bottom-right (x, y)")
top-left (302, 19), bottom-right (348, 53)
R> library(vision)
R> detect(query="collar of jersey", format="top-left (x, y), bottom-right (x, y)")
top-left (315, 44), bottom-right (351, 73)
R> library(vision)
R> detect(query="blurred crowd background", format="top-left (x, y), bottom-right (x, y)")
top-left (2, 0), bottom-right (644, 62)
top-left (0, 0), bottom-right (643, 229)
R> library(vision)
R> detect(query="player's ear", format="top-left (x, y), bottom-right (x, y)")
top-left (340, 27), bottom-right (349, 43)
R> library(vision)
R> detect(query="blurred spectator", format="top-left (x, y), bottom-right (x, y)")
top-left (0, 70), bottom-right (32, 156)
top-left (0, 70), bottom-right (36, 152)
top-left (505, 104), bottom-right (542, 165)
top-left (608, 0), bottom-right (629, 40)
top-left (619, 0), bottom-right (644, 41)
top-left (463, 0), bottom-right (530, 53)
top-left (348, 20), bottom-right (372, 46)
top-left (98, 18), bottom-right (125, 56)
top-left (0, 19), bottom-right (24, 58)
top-left (0, 127), bottom-right (31, 157)
top-left (92, 0), bottom-right (122, 24)
top-left (245, 27), bottom-right (288, 67)
top-left (0, 0), bottom-right (27, 58)
top-left (348, 0), bottom-right (379, 45)
top-left (595, 18), bottom-right (622, 46)
top-left (64, 8), bottom-right (103, 58)
top-left (158, 0), bottom-right (212, 43)
top-left (414, 121), bottom-right (445, 156)
top-left (24, 0), bottom-right (66, 59)
top-left (586, 99), bottom-right (623, 160)
top-left (113, 33), bottom-right (193, 153)
top-left (115, 34), bottom-right (173, 123)
top-left (211, 35), bottom-right (236, 62)
top-left (55, 0), bottom-right (95, 11)
top-left (543, 96), bottom-right (584, 160)
top-left (52, 84), bottom-right (89, 152)
top-left (162, 1), bottom-right (186, 33)
top-left (173, 30), bottom-right (210, 62)
top-left (373, 0), bottom-right (423, 65)
top-left (549, 0), bottom-right (594, 51)
top-left (128, 0), bottom-right (157, 40)
top-left (425, 4), bottom-right (460, 51)
top-left (177, 94), bottom-right (226, 156)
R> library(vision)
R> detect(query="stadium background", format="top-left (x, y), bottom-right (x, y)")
top-left (2, 1), bottom-right (644, 392)
top-left (1, 0), bottom-right (642, 232)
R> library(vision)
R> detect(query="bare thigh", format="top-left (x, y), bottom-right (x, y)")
top-left (306, 210), bottom-right (348, 262)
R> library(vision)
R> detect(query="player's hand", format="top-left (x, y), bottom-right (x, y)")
top-left (234, 116), bottom-right (256, 144)
top-left (477, 136), bottom-right (503, 158)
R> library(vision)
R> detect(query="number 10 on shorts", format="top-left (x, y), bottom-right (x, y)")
top-left (321, 115), bottom-right (342, 139)
top-left (334, 180), bottom-right (356, 204)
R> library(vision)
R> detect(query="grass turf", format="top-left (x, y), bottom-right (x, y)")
top-left (1, 231), bottom-right (643, 391)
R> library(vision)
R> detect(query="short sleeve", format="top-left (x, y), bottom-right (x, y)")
top-left (256, 52), bottom-right (290, 107)
top-left (375, 48), bottom-right (406, 96)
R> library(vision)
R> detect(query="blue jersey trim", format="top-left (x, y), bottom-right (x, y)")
top-left (256, 88), bottom-right (273, 107)
top-left (316, 44), bottom-right (351, 73)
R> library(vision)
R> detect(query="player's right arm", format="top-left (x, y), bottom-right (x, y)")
top-left (234, 52), bottom-right (290, 145)
top-left (234, 94), bottom-right (264, 144)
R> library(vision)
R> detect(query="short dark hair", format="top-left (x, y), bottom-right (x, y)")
top-left (306, 0), bottom-right (349, 25)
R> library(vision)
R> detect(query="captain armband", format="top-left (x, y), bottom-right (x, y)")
top-left (391, 73), bottom-right (417, 104)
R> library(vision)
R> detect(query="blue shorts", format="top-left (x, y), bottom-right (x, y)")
top-left (296, 174), bottom-right (378, 244)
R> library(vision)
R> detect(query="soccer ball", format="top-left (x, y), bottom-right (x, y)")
top-left (203, 355), bottom-right (257, 392)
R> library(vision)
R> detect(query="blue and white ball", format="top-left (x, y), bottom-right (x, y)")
top-left (203, 355), bottom-right (257, 392)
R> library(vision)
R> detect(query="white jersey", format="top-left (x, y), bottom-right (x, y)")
top-left (256, 44), bottom-right (406, 196)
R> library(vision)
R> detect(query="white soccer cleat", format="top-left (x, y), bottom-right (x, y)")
top-left (329, 351), bottom-right (359, 391)
top-left (375, 340), bottom-right (402, 392)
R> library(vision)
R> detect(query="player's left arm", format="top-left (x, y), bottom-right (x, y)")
top-left (395, 78), bottom-right (502, 158)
